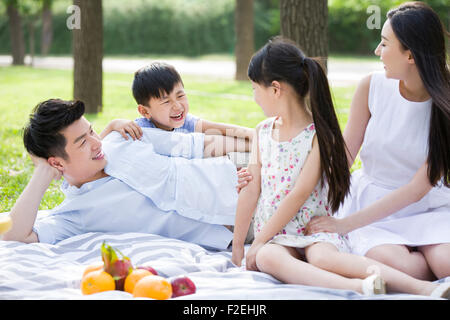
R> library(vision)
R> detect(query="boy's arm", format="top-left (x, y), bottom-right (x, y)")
top-left (195, 119), bottom-right (254, 141)
top-left (231, 126), bottom-right (262, 266)
top-left (99, 119), bottom-right (143, 140)
top-left (203, 134), bottom-right (252, 157)
top-left (2, 155), bottom-right (61, 243)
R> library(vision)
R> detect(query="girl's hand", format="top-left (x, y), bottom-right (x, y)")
top-left (305, 216), bottom-right (347, 236)
top-left (231, 243), bottom-right (244, 267)
top-left (236, 167), bottom-right (252, 193)
top-left (245, 241), bottom-right (264, 271)
top-left (109, 119), bottom-right (143, 141)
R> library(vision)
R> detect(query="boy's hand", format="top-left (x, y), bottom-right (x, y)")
top-left (108, 119), bottom-right (143, 141)
top-left (236, 167), bottom-right (252, 193)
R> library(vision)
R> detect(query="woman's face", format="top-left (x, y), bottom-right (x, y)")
top-left (374, 20), bottom-right (412, 80)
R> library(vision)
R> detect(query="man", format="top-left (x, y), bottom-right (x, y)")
top-left (2, 99), bottom-right (249, 250)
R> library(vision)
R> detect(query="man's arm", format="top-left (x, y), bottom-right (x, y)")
top-left (2, 155), bottom-right (61, 243)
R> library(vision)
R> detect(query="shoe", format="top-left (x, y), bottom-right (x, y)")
top-left (430, 282), bottom-right (450, 299)
top-left (362, 274), bottom-right (386, 296)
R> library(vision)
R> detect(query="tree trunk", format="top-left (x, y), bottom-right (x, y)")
top-left (28, 19), bottom-right (36, 66)
top-left (7, 1), bottom-right (25, 65)
top-left (234, 0), bottom-right (254, 81)
top-left (73, 0), bottom-right (103, 114)
top-left (280, 0), bottom-right (328, 70)
top-left (41, 0), bottom-right (53, 56)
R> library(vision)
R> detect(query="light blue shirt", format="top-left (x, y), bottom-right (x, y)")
top-left (32, 128), bottom-right (238, 250)
top-left (135, 113), bottom-right (199, 133)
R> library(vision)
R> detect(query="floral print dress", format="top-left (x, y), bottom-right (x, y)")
top-left (254, 117), bottom-right (350, 252)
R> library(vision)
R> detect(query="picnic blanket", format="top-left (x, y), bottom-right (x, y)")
top-left (1, 231), bottom-right (447, 300)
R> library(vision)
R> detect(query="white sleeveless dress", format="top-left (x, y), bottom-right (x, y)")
top-left (254, 117), bottom-right (351, 252)
top-left (337, 72), bottom-right (450, 256)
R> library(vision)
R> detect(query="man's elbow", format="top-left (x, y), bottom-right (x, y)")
top-left (2, 231), bottom-right (38, 243)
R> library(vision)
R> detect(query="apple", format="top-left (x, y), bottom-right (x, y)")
top-left (101, 241), bottom-right (133, 291)
top-left (170, 276), bottom-right (196, 298)
top-left (137, 265), bottom-right (158, 276)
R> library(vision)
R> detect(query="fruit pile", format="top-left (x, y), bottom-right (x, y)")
top-left (81, 241), bottom-right (196, 299)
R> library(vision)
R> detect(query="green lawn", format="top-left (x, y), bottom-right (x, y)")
top-left (0, 66), bottom-right (357, 212)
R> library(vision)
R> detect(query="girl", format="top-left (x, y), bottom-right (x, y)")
top-left (306, 2), bottom-right (450, 282)
top-left (231, 36), bottom-right (449, 298)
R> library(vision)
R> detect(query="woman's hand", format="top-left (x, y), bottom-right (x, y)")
top-left (305, 216), bottom-right (348, 236)
top-left (236, 167), bottom-right (252, 193)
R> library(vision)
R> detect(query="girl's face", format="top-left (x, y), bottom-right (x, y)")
top-left (374, 19), bottom-right (412, 80)
top-left (251, 81), bottom-right (277, 117)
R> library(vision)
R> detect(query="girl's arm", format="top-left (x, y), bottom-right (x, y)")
top-left (195, 119), bottom-right (254, 142)
top-left (306, 162), bottom-right (434, 235)
top-left (231, 125), bottom-right (262, 266)
top-left (343, 74), bottom-right (372, 168)
top-left (245, 136), bottom-right (322, 270)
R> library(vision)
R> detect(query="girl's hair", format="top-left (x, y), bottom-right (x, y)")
top-left (248, 36), bottom-right (350, 212)
top-left (387, 2), bottom-right (450, 187)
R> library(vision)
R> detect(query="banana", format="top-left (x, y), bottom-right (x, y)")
top-left (0, 216), bottom-right (12, 235)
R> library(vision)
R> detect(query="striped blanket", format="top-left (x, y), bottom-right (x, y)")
top-left (0, 232), bottom-right (446, 300)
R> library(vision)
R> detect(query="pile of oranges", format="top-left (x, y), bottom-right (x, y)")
top-left (81, 263), bottom-right (173, 299)
top-left (80, 242), bottom-right (185, 299)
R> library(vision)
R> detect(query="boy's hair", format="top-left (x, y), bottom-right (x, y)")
top-left (132, 62), bottom-right (184, 106)
top-left (23, 99), bottom-right (85, 160)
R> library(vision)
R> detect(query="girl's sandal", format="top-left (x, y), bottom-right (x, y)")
top-left (362, 274), bottom-right (387, 296)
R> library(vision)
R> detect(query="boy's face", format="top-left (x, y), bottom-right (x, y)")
top-left (138, 82), bottom-right (189, 131)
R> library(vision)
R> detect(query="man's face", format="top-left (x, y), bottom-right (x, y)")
top-left (50, 117), bottom-right (107, 187)
top-left (138, 82), bottom-right (189, 131)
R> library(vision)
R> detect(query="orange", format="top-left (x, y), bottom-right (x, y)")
top-left (82, 262), bottom-right (104, 278)
top-left (132, 275), bottom-right (172, 300)
top-left (124, 269), bottom-right (153, 294)
top-left (81, 270), bottom-right (115, 295)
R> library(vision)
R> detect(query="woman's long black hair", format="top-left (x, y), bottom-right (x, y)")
top-left (388, 2), bottom-right (450, 187)
top-left (248, 36), bottom-right (350, 212)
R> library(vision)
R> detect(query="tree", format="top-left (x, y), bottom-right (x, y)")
top-left (73, 0), bottom-right (103, 114)
top-left (279, 0), bottom-right (328, 70)
top-left (40, 0), bottom-right (53, 56)
top-left (234, 0), bottom-right (254, 81)
top-left (6, 0), bottom-right (25, 65)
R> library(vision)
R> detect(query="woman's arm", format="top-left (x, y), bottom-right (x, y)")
top-left (195, 119), bottom-right (254, 141)
top-left (343, 74), bottom-right (372, 168)
top-left (306, 162), bottom-right (434, 235)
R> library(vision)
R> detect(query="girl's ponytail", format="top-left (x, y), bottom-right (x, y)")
top-left (303, 57), bottom-right (350, 212)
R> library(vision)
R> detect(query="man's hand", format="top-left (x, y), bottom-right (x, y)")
top-left (29, 153), bottom-right (62, 181)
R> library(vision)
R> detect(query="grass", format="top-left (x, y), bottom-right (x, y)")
top-left (0, 65), bottom-right (357, 212)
